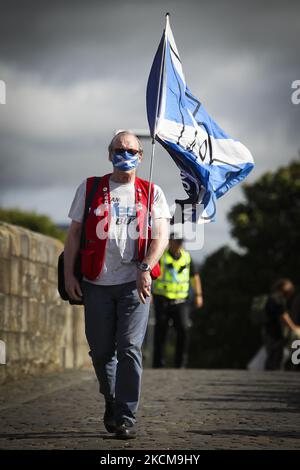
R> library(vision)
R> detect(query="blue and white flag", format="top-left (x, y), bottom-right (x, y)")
top-left (146, 14), bottom-right (254, 222)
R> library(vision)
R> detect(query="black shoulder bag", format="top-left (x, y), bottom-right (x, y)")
top-left (57, 177), bottom-right (101, 305)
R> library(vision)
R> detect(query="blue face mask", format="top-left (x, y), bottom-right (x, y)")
top-left (112, 150), bottom-right (139, 171)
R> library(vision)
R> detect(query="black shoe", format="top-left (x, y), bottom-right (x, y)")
top-left (103, 400), bottom-right (117, 433)
top-left (115, 419), bottom-right (137, 440)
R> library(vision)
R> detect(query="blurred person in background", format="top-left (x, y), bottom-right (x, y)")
top-left (263, 278), bottom-right (300, 370)
top-left (286, 288), bottom-right (300, 370)
top-left (152, 234), bottom-right (203, 368)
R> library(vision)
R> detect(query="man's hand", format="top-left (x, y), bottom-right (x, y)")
top-left (136, 270), bottom-right (152, 304)
top-left (65, 274), bottom-right (83, 301)
top-left (294, 327), bottom-right (300, 339)
top-left (194, 294), bottom-right (203, 309)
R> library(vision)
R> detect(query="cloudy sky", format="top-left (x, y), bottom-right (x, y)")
top-left (0, 0), bottom-right (299, 262)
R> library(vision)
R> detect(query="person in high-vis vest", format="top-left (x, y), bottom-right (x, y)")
top-left (152, 235), bottom-right (203, 368)
top-left (64, 131), bottom-right (171, 439)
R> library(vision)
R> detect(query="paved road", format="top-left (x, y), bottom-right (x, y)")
top-left (0, 369), bottom-right (299, 450)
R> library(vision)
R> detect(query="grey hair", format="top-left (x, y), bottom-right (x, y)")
top-left (108, 131), bottom-right (143, 154)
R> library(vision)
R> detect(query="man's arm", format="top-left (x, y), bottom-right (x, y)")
top-left (136, 217), bottom-right (169, 304)
top-left (191, 273), bottom-right (203, 309)
top-left (282, 312), bottom-right (300, 336)
top-left (143, 217), bottom-right (169, 268)
top-left (64, 220), bottom-right (83, 301)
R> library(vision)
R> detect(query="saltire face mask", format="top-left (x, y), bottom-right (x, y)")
top-left (112, 150), bottom-right (140, 171)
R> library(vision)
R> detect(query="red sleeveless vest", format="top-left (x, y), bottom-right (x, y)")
top-left (79, 173), bottom-right (161, 281)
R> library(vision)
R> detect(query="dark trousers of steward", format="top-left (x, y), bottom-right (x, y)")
top-left (152, 294), bottom-right (192, 369)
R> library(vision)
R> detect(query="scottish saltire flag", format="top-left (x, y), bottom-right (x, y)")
top-left (146, 14), bottom-right (254, 222)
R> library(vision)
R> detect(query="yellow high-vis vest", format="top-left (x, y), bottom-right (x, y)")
top-left (153, 249), bottom-right (191, 300)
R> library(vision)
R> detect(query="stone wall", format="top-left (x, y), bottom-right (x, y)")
top-left (0, 222), bottom-right (90, 384)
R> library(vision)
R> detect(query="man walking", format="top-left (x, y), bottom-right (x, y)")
top-left (64, 131), bottom-right (170, 439)
top-left (263, 278), bottom-right (300, 370)
top-left (152, 235), bottom-right (203, 368)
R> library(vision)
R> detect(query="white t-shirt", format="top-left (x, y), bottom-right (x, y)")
top-left (68, 176), bottom-right (171, 285)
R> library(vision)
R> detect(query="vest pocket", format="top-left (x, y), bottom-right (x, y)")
top-left (150, 263), bottom-right (161, 280)
top-left (79, 248), bottom-right (96, 279)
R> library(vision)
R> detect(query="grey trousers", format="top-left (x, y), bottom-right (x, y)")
top-left (81, 279), bottom-right (150, 425)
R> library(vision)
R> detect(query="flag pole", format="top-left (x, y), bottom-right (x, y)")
top-left (144, 12), bottom-right (169, 257)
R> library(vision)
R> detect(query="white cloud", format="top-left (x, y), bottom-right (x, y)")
top-left (0, 0), bottom-right (299, 261)
top-left (1, 63), bottom-right (144, 142)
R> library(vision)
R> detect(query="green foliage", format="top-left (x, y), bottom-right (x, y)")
top-left (0, 207), bottom-right (67, 242)
top-left (189, 247), bottom-right (261, 369)
top-left (228, 160), bottom-right (300, 287)
top-left (189, 159), bottom-right (300, 369)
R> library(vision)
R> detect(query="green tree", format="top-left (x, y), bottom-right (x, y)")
top-left (189, 247), bottom-right (260, 369)
top-left (189, 159), bottom-right (300, 369)
top-left (0, 207), bottom-right (66, 242)
top-left (228, 160), bottom-right (300, 289)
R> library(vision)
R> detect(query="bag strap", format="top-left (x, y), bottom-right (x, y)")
top-left (80, 176), bottom-right (102, 248)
